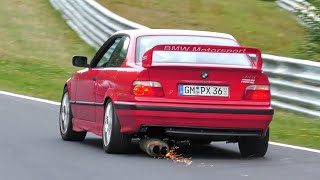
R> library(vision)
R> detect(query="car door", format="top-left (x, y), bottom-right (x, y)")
top-left (93, 36), bottom-right (130, 125)
top-left (72, 67), bottom-right (97, 122)
top-left (73, 36), bottom-right (123, 122)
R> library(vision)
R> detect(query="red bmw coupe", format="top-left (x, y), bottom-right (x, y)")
top-left (59, 29), bottom-right (273, 157)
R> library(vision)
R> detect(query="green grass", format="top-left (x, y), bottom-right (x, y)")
top-left (0, 58), bottom-right (75, 100)
top-left (97, 0), bottom-right (308, 58)
top-left (0, 0), bottom-right (95, 100)
top-left (0, 0), bottom-right (319, 150)
top-left (271, 111), bottom-right (320, 149)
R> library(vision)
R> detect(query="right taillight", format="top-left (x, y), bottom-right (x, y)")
top-left (244, 85), bottom-right (270, 100)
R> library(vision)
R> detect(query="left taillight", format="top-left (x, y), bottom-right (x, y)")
top-left (132, 81), bottom-right (164, 97)
top-left (244, 85), bottom-right (270, 101)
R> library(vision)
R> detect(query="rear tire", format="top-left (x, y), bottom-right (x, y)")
top-left (238, 129), bottom-right (269, 158)
top-left (102, 100), bottom-right (132, 153)
top-left (59, 87), bottom-right (86, 141)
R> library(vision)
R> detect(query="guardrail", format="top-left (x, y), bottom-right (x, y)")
top-left (50, 0), bottom-right (147, 48)
top-left (50, 0), bottom-right (320, 117)
top-left (262, 54), bottom-right (320, 116)
top-left (277, 0), bottom-right (320, 21)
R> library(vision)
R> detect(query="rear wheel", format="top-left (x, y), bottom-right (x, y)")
top-left (102, 100), bottom-right (132, 153)
top-left (238, 129), bottom-right (269, 158)
top-left (59, 88), bottom-right (86, 141)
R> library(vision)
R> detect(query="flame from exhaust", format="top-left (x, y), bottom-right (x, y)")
top-left (162, 146), bottom-right (192, 165)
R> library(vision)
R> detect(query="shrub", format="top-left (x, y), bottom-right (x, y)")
top-left (295, 6), bottom-right (320, 61)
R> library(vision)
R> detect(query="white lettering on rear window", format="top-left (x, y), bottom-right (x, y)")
top-left (165, 46), bottom-right (246, 53)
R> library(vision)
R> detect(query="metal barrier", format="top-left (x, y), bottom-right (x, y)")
top-left (262, 54), bottom-right (320, 116)
top-left (50, 0), bottom-right (320, 117)
top-left (277, 0), bottom-right (319, 21)
top-left (50, 0), bottom-right (147, 48)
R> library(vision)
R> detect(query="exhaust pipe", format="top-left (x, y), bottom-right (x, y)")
top-left (139, 138), bottom-right (169, 157)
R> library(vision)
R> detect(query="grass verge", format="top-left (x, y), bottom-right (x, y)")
top-left (0, 58), bottom-right (75, 100)
top-left (0, 0), bottom-right (95, 100)
top-left (271, 110), bottom-right (320, 149)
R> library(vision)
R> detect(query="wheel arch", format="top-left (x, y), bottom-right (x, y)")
top-left (63, 84), bottom-right (68, 91)
top-left (102, 90), bottom-right (123, 132)
top-left (103, 88), bottom-right (117, 106)
top-left (103, 96), bottom-right (112, 106)
top-left (64, 78), bottom-right (74, 100)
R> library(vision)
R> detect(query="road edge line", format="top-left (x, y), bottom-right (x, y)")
top-left (1, 90), bottom-right (319, 154)
top-left (269, 142), bottom-right (320, 153)
top-left (0, 90), bottom-right (60, 106)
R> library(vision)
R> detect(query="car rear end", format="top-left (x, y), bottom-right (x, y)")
top-left (114, 35), bottom-right (273, 143)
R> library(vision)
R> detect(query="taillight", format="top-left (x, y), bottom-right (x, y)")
top-left (132, 81), bottom-right (164, 97)
top-left (244, 85), bottom-right (270, 100)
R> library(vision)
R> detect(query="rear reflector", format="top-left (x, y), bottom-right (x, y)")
top-left (244, 85), bottom-right (270, 100)
top-left (132, 81), bottom-right (164, 97)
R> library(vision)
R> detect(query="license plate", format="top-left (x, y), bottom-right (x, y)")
top-left (179, 85), bottom-right (229, 97)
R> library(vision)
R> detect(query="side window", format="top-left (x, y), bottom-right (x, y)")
top-left (96, 37), bottom-right (122, 68)
top-left (108, 36), bottom-right (130, 67)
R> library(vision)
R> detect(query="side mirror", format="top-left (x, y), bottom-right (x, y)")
top-left (72, 56), bottom-right (88, 67)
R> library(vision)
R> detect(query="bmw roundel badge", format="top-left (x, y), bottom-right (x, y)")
top-left (201, 72), bottom-right (209, 79)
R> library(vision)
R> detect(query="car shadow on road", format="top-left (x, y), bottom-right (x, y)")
top-left (185, 144), bottom-right (242, 159)
top-left (80, 137), bottom-right (243, 160)
top-left (82, 137), bottom-right (143, 155)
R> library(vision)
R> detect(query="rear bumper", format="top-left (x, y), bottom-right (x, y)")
top-left (114, 101), bottom-right (273, 137)
top-left (141, 126), bottom-right (264, 137)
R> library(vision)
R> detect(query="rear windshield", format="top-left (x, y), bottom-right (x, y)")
top-left (136, 36), bottom-right (253, 67)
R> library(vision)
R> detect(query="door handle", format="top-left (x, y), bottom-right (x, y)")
top-left (92, 76), bottom-right (97, 81)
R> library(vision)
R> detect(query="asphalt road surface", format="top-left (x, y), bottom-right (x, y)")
top-left (1, 93), bottom-right (320, 180)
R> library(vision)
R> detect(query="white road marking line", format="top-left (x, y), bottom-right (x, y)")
top-left (269, 142), bottom-right (320, 153)
top-left (0, 90), bottom-right (319, 154)
top-left (0, 90), bottom-right (60, 106)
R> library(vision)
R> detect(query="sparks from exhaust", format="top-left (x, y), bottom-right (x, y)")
top-left (162, 146), bottom-right (192, 165)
